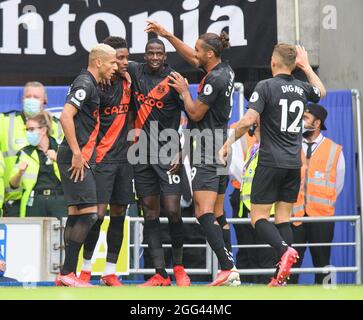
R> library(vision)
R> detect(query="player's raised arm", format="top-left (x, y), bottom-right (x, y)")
top-left (145, 20), bottom-right (199, 68)
top-left (295, 45), bottom-right (326, 98)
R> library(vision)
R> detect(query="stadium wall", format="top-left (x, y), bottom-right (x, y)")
top-left (319, 0), bottom-right (363, 210)
top-left (277, 0), bottom-right (363, 112)
top-left (277, 0), bottom-right (320, 67)
top-left (277, 0), bottom-right (363, 210)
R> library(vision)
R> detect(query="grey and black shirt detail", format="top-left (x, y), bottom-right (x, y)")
top-left (189, 62), bottom-right (235, 166)
top-left (58, 69), bottom-right (100, 164)
top-left (248, 74), bottom-right (321, 169)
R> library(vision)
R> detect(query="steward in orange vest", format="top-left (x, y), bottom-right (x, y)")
top-left (292, 137), bottom-right (342, 222)
top-left (290, 103), bottom-right (345, 285)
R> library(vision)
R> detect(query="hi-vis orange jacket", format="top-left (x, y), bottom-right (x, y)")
top-left (292, 138), bottom-right (342, 226)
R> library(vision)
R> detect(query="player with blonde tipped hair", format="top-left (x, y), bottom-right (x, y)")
top-left (55, 43), bottom-right (117, 287)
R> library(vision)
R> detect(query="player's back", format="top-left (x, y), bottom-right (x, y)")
top-left (249, 74), bottom-right (321, 169)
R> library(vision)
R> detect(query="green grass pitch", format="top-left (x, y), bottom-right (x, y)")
top-left (0, 285), bottom-right (362, 300)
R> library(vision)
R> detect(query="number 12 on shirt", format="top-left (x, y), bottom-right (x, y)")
top-left (279, 99), bottom-right (304, 133)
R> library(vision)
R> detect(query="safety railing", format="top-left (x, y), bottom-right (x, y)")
top-left (128, 215), bottom-right (361, 284)
top-left (129, 217), bottom-right (213, 275)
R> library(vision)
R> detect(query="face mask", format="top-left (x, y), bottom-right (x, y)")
top-left (302, 120), bottom-right (317, 138)
top-left (302, 120), bottom-right (317, 134)
top-left (303, 130), bottom-right (316, 138)
top-left (26, 131), bottom-right (41, 146)
top-left (23, 98), bottom-right (41, 117)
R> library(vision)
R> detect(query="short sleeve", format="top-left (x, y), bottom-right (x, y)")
top-left (248, 81), bottom-right (267, 114)
top-left (304, 83), bottom-right (321, 103)
top-left (197, 73), bottom-right (223, 108)
top-left (66, 79), bottom-right (93, 111)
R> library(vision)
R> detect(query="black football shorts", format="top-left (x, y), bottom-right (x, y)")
top-left (133, 163), bottom-right (182, 198)
top-left (251, 165), bottom-right (301, 204)
top-left (191, 164), bottom-right (228, 195)
top-left (96, 161), bottom-right (135, 205)
top-left (58, 162), bottom-right (98, 207)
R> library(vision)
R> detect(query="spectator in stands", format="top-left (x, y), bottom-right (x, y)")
top-left (0, 81), bottom-right (63, 217)
top-left (290, 103), bottom-right (345, 284)
top-left (0, 152), bottom-right (4, 216)
top-left (8, 112), bottom-right (67, 219)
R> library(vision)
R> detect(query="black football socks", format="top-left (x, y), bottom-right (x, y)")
top-left (168, 217), bottom-right (184, 266)
top-left (61, 213), bottom-right (98, 275)
top-left (275, 222), bottom-right (293, 247)
top-left (144, 218), bottom-right (168, 279)
top-left (216, 214), bottom-right (232, 254)
top-left (255, 219), bottom-right (288, 259)
top-left (198, 213), bottom-right (234, 270)
top-left (106, 215), bottom-right (126, 263)
top-left (83, 218), bottom-right (103, 260)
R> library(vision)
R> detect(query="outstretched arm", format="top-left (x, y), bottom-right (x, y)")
top-left (145, 20), bottom-right (199, 68)
top-left (228, 109), bottom-right (259, 145)
top-left (219, 109), bottom-right (260, 165)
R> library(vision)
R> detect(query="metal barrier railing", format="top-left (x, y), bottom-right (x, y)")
top-left (129, 215), bottom-right (361, 284)
top-left (130, 218), bottom-right (212, 275)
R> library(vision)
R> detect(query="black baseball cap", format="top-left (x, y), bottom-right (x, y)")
top-left (305, 103), bottom-right (327, 130)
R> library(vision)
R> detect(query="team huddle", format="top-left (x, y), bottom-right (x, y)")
top-left (54, 20), bottom-right (326, 287)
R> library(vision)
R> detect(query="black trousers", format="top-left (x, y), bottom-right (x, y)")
top-left (290, 214), bottom-right (335, 284)
top-left (3, 194), bottom-right (67, 219)
top-left (2, 200), bottom-right (21, 217)
top-left (230, 188), bottom-right (277, 284)
top-left (26, 194), bottom-right (68, 219)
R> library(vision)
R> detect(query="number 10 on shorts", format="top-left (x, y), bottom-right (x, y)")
top-left (168, 174), bottom-right (181, 184)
